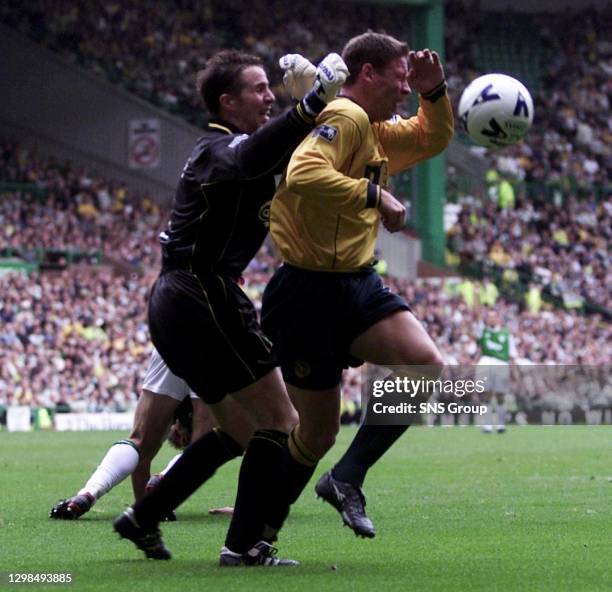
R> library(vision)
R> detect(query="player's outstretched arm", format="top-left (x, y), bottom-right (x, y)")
top-left (232, 53), bottom-right (349, 179)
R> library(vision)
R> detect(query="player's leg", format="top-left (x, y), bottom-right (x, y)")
top-left (218, 369), bottom-right (306, 565)
top-left (115, 271), bottom-right (296, 564)
top-left (145, 396), bottom-right (216, 489)
top-left (113, 392), bottom-right (252, 561)
top-left (116, 371), bottom-right (295, 564)
top-left (127, 389), bottom-right (182, 499)
top-left (345, 309), bottom-right (443, 474)
top-left (49, 388), bottom-right (178, 520)
top-left (480, 390), bottom-right (494, 433)
top-left (494, 392), bottom-right (507, 433)
top-left (120, 394), bottom-right (254, 526)
top-left (315, 309), bottom-right (443, 536)
top-left (241, 381), bottom-right (342, 544)
top-left (340, 310), bottom-right (443, 479)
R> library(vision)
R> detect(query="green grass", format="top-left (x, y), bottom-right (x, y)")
top-left (1, 427), bottom-right (611, 591)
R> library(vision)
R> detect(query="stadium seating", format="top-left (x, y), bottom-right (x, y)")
top-left (0, 2), bottom-right (609, 416)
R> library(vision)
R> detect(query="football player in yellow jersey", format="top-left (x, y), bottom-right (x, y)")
top-left (262, 32), bottom-right (453, 538)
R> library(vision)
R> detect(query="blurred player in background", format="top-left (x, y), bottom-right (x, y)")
top-left (263, 32), bottom-right (453, 539)
top-left (49, 348), bottom-right (242, 520)
top-left (476, 309), bottom-right (515, 433)
top-left (112, 49), bottom-right (348, 566)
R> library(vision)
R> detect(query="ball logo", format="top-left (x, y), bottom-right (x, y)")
top-left (258, 200), bottom-right (271, 228)
top-left (514, 92), bottom-right (530, 118)
top-left (471, 83), bottom-right (501, 107)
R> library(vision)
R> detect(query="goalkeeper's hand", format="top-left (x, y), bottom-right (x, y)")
top-left (301, 53), bottom-right (349, 117)
top-left (279, 54), bottom-right (316, 100)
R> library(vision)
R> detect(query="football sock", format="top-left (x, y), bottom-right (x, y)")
top-left (78, 439), bottom-right (140, 500)
top-left (331, 424), bottom-right (410, 487)
top-left (133, 429), bottom-right (242, 529)
top-left (159, 453), bottom-right (182, 476)
top-left (497, 404), bottom-right (507, 428)
top-left (482, 405), bottom-right (493, 431)
top-left (225, 429), bottom-right (288, 554)
top-left (264, 427), bottom-right (318, 538)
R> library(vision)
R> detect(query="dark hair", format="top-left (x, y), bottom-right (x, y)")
top-left (342, 32), bottom-right (408, 86)
top-left (196, 50), bottom-right (263, 115)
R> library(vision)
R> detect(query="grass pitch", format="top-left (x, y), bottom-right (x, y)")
top-left (1, 426), bottom-right (610, 591)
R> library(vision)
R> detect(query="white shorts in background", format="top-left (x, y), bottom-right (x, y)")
top-left (142, 348), bottom-right (198, 401)
top-left (475, 355), bottom-right (511, 394)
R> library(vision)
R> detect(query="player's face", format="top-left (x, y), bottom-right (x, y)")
top-left (371, 56), bottom-right (411, 121)
top-left (233, 66), bottom-right (275, 133)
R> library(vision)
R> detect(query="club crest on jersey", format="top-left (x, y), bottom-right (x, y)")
top-left (258, 200), bottom-right (271, 228)
top-left (312, 124), bottom-right (338, 143)
top-left (294, 360), bottom-right (311, 378)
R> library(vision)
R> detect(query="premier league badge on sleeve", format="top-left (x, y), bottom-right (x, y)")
top-left (312, 124), bottom-right (338, 143)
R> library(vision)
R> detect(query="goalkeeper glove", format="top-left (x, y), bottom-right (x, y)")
top-left (279, 54), bottom-right (316, 100)
top-left (301, 53), bottom-right (349, 118)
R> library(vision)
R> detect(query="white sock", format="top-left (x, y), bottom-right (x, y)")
top-left (78, 440), bottom-right (140, 500)
top-left (482, 405), bottom-right (493, 431)
top-left (159, 453), bottom-right (183, 477)
top-left (497, 405), bottom-right (507, 428)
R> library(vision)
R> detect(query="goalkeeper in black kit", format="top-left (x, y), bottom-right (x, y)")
top-left (112, 49), bottom-right (348, 566)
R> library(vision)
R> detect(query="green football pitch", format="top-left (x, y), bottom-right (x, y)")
top-left (1, 426), bottom-right (610, 591)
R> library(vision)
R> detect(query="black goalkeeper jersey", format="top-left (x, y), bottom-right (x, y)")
top-left (160, 108), bottom-right (314, 278)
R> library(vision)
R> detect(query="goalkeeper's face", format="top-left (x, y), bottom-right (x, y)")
top-left (370, 56), bottom-right (411, 121)
top-left (231, 66), bottom-right (276, 133)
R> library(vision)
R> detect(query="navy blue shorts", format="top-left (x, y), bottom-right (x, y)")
top-left (149, 269), bottom-right (277, 404)
top-left (261, 265), bottom-right (409, 390)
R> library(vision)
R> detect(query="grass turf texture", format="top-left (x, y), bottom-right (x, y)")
top-left (0, 426), bottom-right (610, 591)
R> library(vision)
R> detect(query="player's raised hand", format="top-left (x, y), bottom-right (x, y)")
top-left (301, 53), bottom-right (349, 117)
top-left (312, 53), bottom-right (349, 103)
top-left (407, 49), bottom-right (445, 95)
top-left (378, 188), bottom-right (406, 233)
top-left (279, 54), bottom-right (316, 100)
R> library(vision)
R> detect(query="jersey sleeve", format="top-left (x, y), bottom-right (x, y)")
top-left (195, 106), bottom-right (316, 184)
top-left (375, 95), bottom-right (454, 176)
top-left (284, 107), bottom-right (380, 212)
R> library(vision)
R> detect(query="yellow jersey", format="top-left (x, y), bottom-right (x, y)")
top-left (270, 94), bottom-right (454, 271)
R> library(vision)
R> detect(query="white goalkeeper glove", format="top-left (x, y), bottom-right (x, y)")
top-left (301, 52), bottom-right (349, 117)
top-left (279, 54), bottom-right (316, 100)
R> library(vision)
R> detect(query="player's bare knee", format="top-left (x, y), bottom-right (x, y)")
top-left (402, 348), bottom-right (444, 377)
top-left (268, 406), bottom-right (299, 434)
top-left (299, 425), bottom-right (338, 458)
top-left (127, 432), bottom-right (143, 450)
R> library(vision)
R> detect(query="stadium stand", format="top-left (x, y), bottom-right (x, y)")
top-left (0, 1), bottom-right (609, 422)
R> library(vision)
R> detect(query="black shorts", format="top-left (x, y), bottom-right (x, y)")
top-left (148, 269), bottom-right (276, 404)
top-left (261, 265), bottom-right (409, 390)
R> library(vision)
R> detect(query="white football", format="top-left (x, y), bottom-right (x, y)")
top-left (458, 73), bottom-right (534, 148)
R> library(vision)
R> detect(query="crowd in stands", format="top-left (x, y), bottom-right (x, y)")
top-left (447, 192), bottom-right (611, 310)
top-left (1, 238), bottom-right (609, 413)
top-left (445, 3), bottom-right (610, 197)
top-left (2, 0), bottom-right (609, 198)
top-left (0, 0), bottom-right (413, 124)
top-left (0, 268), bottom-right (152, 412)
top-left (0, 139), bottom-right (163, 270)
top-left (0, 1), bottom-right (610, 415)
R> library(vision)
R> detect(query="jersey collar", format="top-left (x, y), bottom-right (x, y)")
top-left (207, 119), bottom-right (243, 135)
